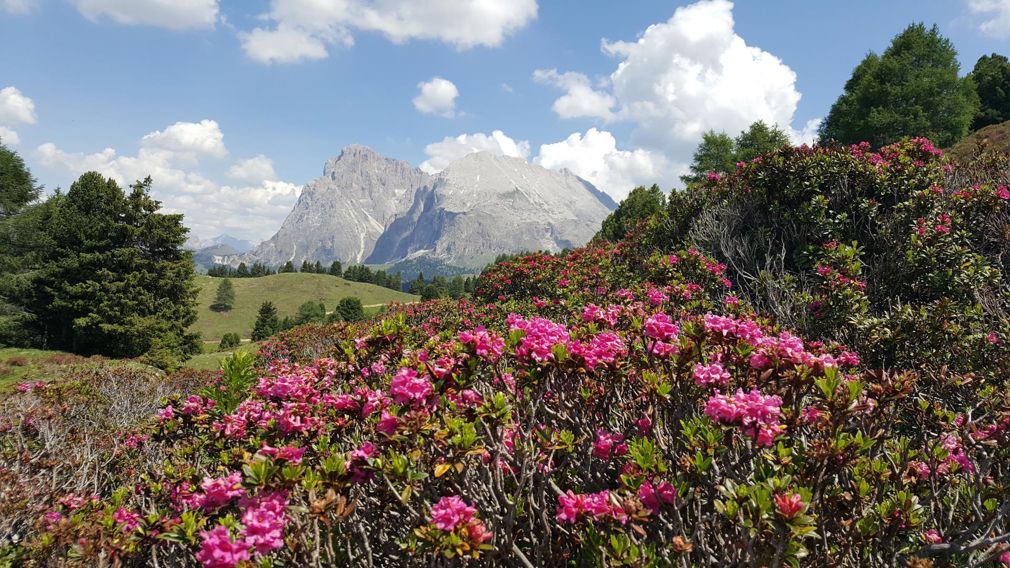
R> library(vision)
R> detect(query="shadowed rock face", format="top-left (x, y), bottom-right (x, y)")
top-left (245, 145), bottom-right (433, 266)
top-left (367, 152), bottom-right (616, 268)
top-left (244, 146), bottom-right (616, 269)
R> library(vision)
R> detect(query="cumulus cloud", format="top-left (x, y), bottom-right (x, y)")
top-left (967, 0), bottom-right (1010, 38)
top-left (0, 86), bottom-right (37, 145)
top-left (413, 77), bottom-right (459, 117)
top-left (535, 128), bottom-right (679, 201)
top-left (240, 0), bottom-right (537, 64)
top-left (35, 121), bottom-right (299, 242)
top-left (532, 69), bottom-right (615, 121)
top-left (1, 0), bottom-right (37, 14)
top-left (419, 130), bottom-right (530, 173)
top-left (72, 0), bottom-right (218, 30)
top-left (529, 0), bottom-right (813, 192)
top-left (228, 155), bottom-right (278, 183)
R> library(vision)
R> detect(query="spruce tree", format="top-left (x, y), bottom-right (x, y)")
top-left (336, 297), bottom-right (365, 322)
top-left (210, 278), bottom-right (235, 312)
top-left (329, 261), bottom-right (343, 277)
top-left (969, 53), bottom-right (1010, 131)
top-left (0, 142), bottom-right (40, 218)
top-left (251, 301), bottom-right (280, 341)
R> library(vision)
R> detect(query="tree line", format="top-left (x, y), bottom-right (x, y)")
top-left (207, 259), bottom-right (405, 293)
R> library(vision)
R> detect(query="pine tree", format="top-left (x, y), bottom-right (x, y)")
top-left (13, 174), bottom-right (200, 364)
top-left (819, 23), bottom-right (979, 147)
top-left (680, 132), bottom-right (736, 185)
top-left (336, 297), bottom-right (364, 322)
top-left (251, 301), bottom-right (280, 341)
top-left (210, 278), bottom-right (235, 312)
top-left (0, 142), bottom-right (40, 218)
top-left (280, 261), bottom-right (295, 273)
top-left (329, 261), bottom-right (343, 277)
top-left (596, 184), bottom-right (667, 242)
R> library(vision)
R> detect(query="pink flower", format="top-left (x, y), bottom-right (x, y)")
top-left (649, 340), bottom-right (678, 358)
top-left (376, 409), bottom-right (399, 436)
top-left (240, 492), bottom-right (287, 556)
top-left (638, 479), bottom-right (676, 514)
top-left (997, 185), bottom-right (1010, 200)
top-left (509, 315), bottom-right (571, 363)
top-left (158, 405), bottom-right (175, 421)
top-left (706, 171), bottom-right (721, 181)
top-left (593, 429), bottom-right (626, 460)
top-left (556, 490), bottom-right (625, 525)
top-left (429, 495), bottom-right (476, 532)
top-left (988, 332), bottom-right (1000, 344)
top-left (704, 389), bottom-right (784, 447)
top-left (774, 492), bottom-right (805, 519)
top-left (693, 362), bottom-right (730, 387)
top-left (390, 368), bottom-right (433, 407)
top-left (1000, 551), bottom-right (1010, 566)
top-left (198, 471), bottom-right (245, 510)
top-left (196, 525), bottom-right (250, 568)
top-left (112, 507), bottom-right (141, 533)
top-left (458, 328), bottom-right (505, 361)
top-left (644, 313), bottom-right (678, 342)
top-left (922, 529), bottom-right (942, 544)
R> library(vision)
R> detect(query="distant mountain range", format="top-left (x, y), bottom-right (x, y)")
top-left (188, 235), bottom-right (256, 272)
top-left (237, 145), bottom-right (616, 270)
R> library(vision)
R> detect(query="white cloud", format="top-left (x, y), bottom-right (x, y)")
top-left (240, 0), bottom-right (537, 64)
top-left (532, 69), bottom-right (615, 121)
top-left (967, 0), bottom-right (1010, 38)
top-left (536, 0), bottom-right (805, 171)
top-left (228, 155), bottom-right (278, 183)
top-left (535, 128), bottom-right (680, 201)
top-left (72, 0), bottom-right (218, 30)
top-left (140, 119), bottom-right (227, 158)
top-left (413, 77), bottom-right (459, 117)
top-left (34, 121), bottom-right (299, 242)
top-left (0, 126), bottom-right (20, 145)
top-left (0, 87), bottom-right (37, 126)
top-left (1, 0), bottom-right (37, 14)
top-left (240, 23), bottom-right (345, 65)
top-left (420, 130), bottom-right (530, 173)
top-left (788, 118), bottom-right (822, 146)
top-left (0, 86), bottom-right (36, 145)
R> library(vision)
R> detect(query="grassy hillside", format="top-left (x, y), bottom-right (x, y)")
top-left (949, 119), bottom-right (1010, 161)
top-left (0, 348), bottom-right (155, 390)
top-left (192, 273), bottom-right (417, 341)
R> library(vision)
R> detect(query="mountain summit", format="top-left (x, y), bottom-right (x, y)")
top-left (247, 145), bottom-right (433, 266)
top-left (243, 147), bottom-right (615, 269)
top-left (367, 152), bottom-right (616, 268)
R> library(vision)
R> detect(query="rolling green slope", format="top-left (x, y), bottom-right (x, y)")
top-left (192, 273), bottom-right (417, 341)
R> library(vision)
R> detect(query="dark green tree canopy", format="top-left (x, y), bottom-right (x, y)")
top-left (970, 53), bottom-right (1010, 131)
top-left (295, 300), bottom-right (326, 325)
top-left (596, 185), bottom-right (667, 242)
top-left (210, 278), bottom-right (235, 312)
top-left (336, 297), bottom-right (365, 322)
top-left (0, 143), bottom-right (40, 218)
top-left (682, 122), bottom-right (791, 187)
top-left (681, 131), bottom-right (735, 186)
top-left (0, 172), bottom-right (200, 364)
top-left (819, 23), bottom-right (979, 147)
top-left (251, 301), bottom-right (280, 341)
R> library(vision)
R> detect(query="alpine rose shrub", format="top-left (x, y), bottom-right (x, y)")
top-left (2, 139), bottom-right (1009, 567)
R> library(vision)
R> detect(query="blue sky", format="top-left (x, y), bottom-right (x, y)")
top-left (1, 0), bottom-right (1008, 242)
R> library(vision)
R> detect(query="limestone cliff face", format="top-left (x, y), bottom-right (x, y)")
top-left (245, 145), bottom-right (433, 265)
top-left (246, 147), bottom-right (615, 269)
top-left (367, 152), bottom-right (616, 268)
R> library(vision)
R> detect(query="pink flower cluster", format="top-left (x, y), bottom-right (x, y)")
top-left (774, 492), bottom-right (806, 519)
top-left (592, 429), bottom-right (628, 460)
top-left (582, 303), bottom-right (623, 327)
top-left (390, 368), bottom-right (433, 407)
top-left (637, 479), bottom-right (676, 514)
top-left (571, 332), bottom-right (627, 370)
top-left (428, 496), bottom-right (492, 545)
top-left (508, 314), bottom-right (571, 363)
top-left (196, 526), bottom-right (250, 568)
top-left (556, 490), bottom-right (626, 524)
top-left (240, 491), bottom-right (288, 555)
top-left (644, 313), bottom-right (679, 357)
top-left (693, 361), bottom-right (730, 387)
top-left (197, 471), bottom-right (245, 510)
top-left (704, 389), bottom-right (785, 447)
top-left (458, 327), bottom-right (505, 361)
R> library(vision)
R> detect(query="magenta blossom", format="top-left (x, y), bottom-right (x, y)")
top-left (429, 495), bottom-right (476, 532)
top-left (390, 368), bottom-right (433, 407)
top-left (196, 525), bottom-right (250, 568)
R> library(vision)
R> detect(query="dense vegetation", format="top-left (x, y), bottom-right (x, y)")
top-left (0, 167), bottom-right (200, 369)
top-left (1, 134), bottom-right (1008, 567)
